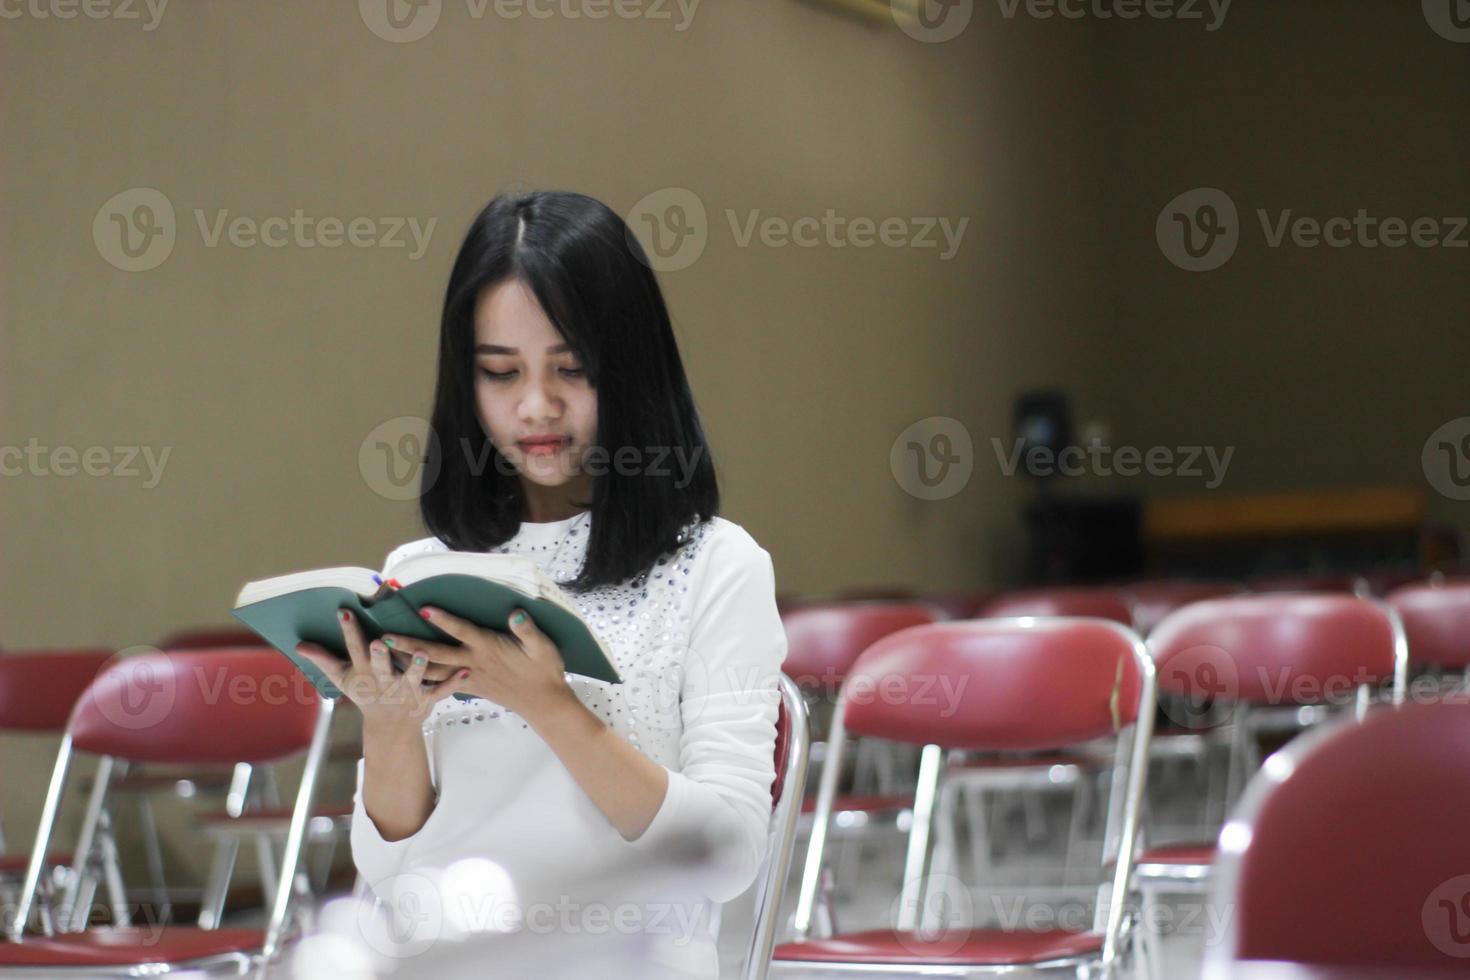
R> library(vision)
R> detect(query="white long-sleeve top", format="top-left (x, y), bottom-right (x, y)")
top-left (350, 513), bottom-right (786, 978)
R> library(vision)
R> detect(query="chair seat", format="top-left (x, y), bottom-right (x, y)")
top-left (0, 852), bottom-right (74, 875)
top-left (1138, 842), bottom-right (1215, 865)
top-left (800, 794), bottom-right (912, 815)
top-left (0, 927), bottom-right (263, 965)
top-left (950, 752), bottom-right (1099, 770)
top-left (1134, 842), bottom-right (1216, 886)
top-left (197, 802), bottom-right (353, 825)
top-left (774, 927), bottom-right (1104, 966)
top-left (109, 768), bottom-right (236, 794)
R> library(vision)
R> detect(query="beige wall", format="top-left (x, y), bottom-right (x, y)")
top-left (1088, 0), bottom-right (1470, 538)
top-left (3, 0), bottom-right (1462, 890)
top-left (1, 0), bottom-right (1107, 877)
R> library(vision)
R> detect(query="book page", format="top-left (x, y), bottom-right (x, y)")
top-left (234, 567), bottom-right (379, 607)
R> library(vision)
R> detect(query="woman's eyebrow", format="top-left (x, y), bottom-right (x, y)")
top-left (475, 343), bottom-right (574, 355)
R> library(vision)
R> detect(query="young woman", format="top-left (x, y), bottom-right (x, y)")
top-left (296, 190), bottom-right (786, 977)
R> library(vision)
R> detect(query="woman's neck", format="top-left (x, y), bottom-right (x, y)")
top-left (520, 477), bottom-right (592, 523)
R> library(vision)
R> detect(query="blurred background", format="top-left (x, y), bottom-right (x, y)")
top-left (2, 0), bottom-right (1468, 975)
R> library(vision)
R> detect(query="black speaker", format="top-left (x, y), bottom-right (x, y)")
top-left (1013, 391), bottom-right (1072, 479)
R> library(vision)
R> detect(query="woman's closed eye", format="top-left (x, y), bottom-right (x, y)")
top-left (479, 367), bottom-right (585, 382)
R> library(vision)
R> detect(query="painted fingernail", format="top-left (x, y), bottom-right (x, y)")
top-left (339, 610), bottom-right (351, 622)
top-left (383, 637), bottom-right (396, 648)
top-left (419, 609), bottom-right (432, 620)
top-left (414, 655), bottom-right (425, 667)
top-left (512, 612), bottom-right (526, 625)
top-left (458, 669), bottom-right (469, 679)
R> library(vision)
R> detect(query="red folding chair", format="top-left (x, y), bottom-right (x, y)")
top-left (1205, 702), bottom-right (1470, 972)
top-left (1248, 573), bottom-right (1359, 594)
top-left (0, 648), bottom-right (336, 975)
top-left (155, 627), bottom-right (262, 650)
top-left (1387, 580), bottom-right (1470, 693)
top-left (1131, 595), bottom-right (1407, 976)
top-left (1123, 581), bottom-right (1242, 637)
top-left (781, 602), bottom-right (938, 904)
top-left (928, 589), bottom-right (999, 621)
top-left (0, 650), bottom-right (117, 922)
top-left (774, 617), bottom-right (1155, 976)
top-left (945, 588), bottom-right (1135, 883)
top-left (981, 587), bottom-right (1135, 627)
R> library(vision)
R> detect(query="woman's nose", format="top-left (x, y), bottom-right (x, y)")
top-left (518, 380), bottom-right (562, 421)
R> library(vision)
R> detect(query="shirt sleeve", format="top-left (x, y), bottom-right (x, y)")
top-left (349, 540), bottom-right (444, 894)
top-left (626, 524), bottom-right (787, 905)
top-left (346, 731), bottom-right (438, 893)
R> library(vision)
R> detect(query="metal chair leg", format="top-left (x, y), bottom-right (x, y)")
top-left (198, 836), bottom-right (241, 929)
top-left (96, 808), bottom-right (131, 926)
top-left (135, 795), bottom-right (171, 923)
top-left (59, 755), bottom-right (114, 931)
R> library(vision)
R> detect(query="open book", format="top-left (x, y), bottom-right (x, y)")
top-left (231, 551), bottom-right (621, 700)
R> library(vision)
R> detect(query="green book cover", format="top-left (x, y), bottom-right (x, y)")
top-left (231, 557), bottom-right (620, 701)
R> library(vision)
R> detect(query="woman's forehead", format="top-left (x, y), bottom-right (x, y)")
top-left (474, 279), bottom-right (566, 350)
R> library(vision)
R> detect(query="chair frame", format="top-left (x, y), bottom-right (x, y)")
top-left (1130, 598), bottom-right (1409, 980)
top-left (781, 617), bottom-right (1157, 977)
top-left (742, 672), bottom-right (813, 980)
top-left (3, 657), bottom-right (338, 977)
top-left (1200, 704), bottom-right (1423, 977)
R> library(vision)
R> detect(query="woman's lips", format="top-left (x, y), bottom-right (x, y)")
top-left (518, 437), bottom-right (567, 456)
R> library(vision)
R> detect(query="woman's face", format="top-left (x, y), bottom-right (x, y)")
top-left (473, 278), bottom-right (597, 505)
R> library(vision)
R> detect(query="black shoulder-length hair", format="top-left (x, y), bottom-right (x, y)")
top-left (419, 189), bottom-right (720, 590)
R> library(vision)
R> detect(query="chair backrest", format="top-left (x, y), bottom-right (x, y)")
top-left (70, 648), bottom-right (322, 764)
top-left (1386, 581), bottom-right (1470, 671)
top-left (7, 647), bottom-right (335, 959)
top-left (1208, 702), bottom-right (1470, 969)
top-left (0, 650), bottom-right (116, 732)
top-left (1150, 594), bottom-right (1407, 708)
top-left (780, 602), bottom-right (938, 693)
top-left (927, 588), bottom-right (998, 621)
top-left (792, 618), bottom-right (1155, 970)
top-left (981, 587), bottom-right (1135, 627)
top-left (1358, 568), bottom-right (1427, 597)
top-left (841, 618), bottom-right (1146, 750)
top-left (1248, 573), bottom-right (1359, 594)
top-left (156, 626), bottom-right (263, 650)
top-left (742, 673), bottom-right (810, 980)
top-left (1124, 581), bottom-right (1241, 636)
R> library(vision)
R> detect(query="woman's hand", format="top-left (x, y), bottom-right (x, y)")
top-left (296, 609), bottom-right (470, 731)
top-left (383, 606), bottom-right (578, 726)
